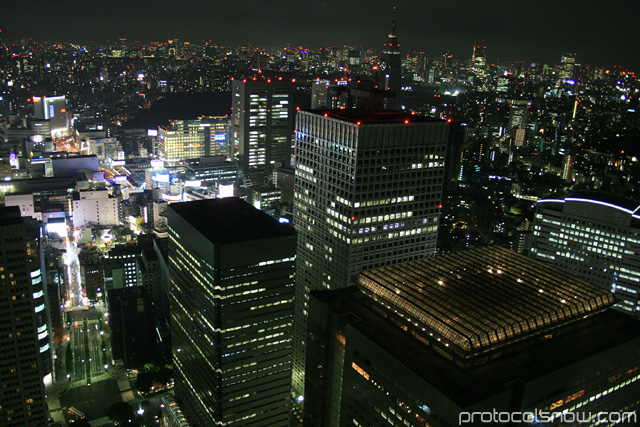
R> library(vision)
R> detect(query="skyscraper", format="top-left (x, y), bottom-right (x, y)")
top-left (530, 192), bottom-right (640, 317)
top-left (291, 109), bottom-right (449, 401)
top-left (471, 44), bottom-right (487, 82)
top-left (168, 198), bottom-right (296, 426)
top-left (471, 44), bottom-right (487, 69)
top-left (377, 6), bottom-right (402, 110)
top-left (0, 207), bottom-right (49, 427)
top-left (231, 79), bottom-right (295, 175)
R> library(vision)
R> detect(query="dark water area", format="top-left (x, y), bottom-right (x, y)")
top-left (124, 90), bottom-right (311, 130)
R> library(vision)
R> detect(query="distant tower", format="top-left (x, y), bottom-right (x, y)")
top-left (560, 52), bottom-right (576, 80)
top-left (378, 5), bottom-right (402, 110)
top-left (471, 44), bottom-right (487, 70)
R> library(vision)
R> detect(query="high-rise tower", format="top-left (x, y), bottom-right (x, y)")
top-left (231, 79), bottom-right (295, 176)
top-left (377, 5), bottom-right (402, 110)
top-left (0, 207), bottom-right (49, 427)
top-left (291, 109), bottom-right (449, 402)
top-left (168, 198), bottom-right (296, 426)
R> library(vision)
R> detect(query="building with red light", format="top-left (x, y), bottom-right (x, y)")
top-left (291, 109), bottom-right (449, 404)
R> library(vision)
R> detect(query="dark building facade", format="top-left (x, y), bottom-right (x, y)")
top-left (168, 198), bottom-right (296, 426)
top-left (0, 207), bottom-right (49, 426)
top-left (108, 285), bottom-right (156, 367)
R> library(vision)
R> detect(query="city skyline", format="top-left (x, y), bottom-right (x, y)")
top-left (1, 1), bottom-right (639, 70)
top-left (1, 0), bottom-right (640, 423)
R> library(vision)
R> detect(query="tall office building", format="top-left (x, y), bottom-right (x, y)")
top-left (23, 218), bottom-right (53, 383)
top-left (471, 44), bottom-right (487, 70)
top-left (231, 79), bottom-right (295, 175)
top-left (560, 52), bottom-right (576, 80)
top-left (0, 207), bottom-right (49, 427)
top-left (291, 109), bottom-right (449, 401)
top-left (304, 247), bottom-right (640, 427)
top-left (377, 6), bottom-right (402, 110)
top-left (530, 192), bottom-right (640, 317)
top-left (158, 117), bottom-right (232, 161)
top-left (168, 198), bottom-right (296, 426)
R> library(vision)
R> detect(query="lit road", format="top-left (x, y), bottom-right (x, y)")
top-left (64, 230), bottom-right (84, 308)
top-left (69, 315), bottom-right (109, 384)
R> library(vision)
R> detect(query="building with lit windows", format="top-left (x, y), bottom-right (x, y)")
top-left (231, 79), bottom-right (294, 175)
top-left (33, 95), bottom-right (68, 134)
top-left (291, 109), bottom-right (448, 403)
top-left (72, 189), bottom-right (120, 229)
top-left (183, 155), bottom-right (238, 185)
top-left (0, 207), bottom-right (49, 427)
top-left (23, 218), bottom-right (53, 383)
top-left (530, 192), bottom-right (640, 317)
top-left (158, 117), bottom-right (231, 161)
top-left (471, 44), bottom-right (487, 70)
top-left (167, 198), bottom-right (296, 426)
top-left (104, 245), bottom-right (139, 289)
top-left (304, 246), bottom-right (640, 427)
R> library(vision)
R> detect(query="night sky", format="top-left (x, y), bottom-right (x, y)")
top-left (2, 0), bottom-right (638, 69)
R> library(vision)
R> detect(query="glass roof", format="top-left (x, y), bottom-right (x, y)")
top-left (355, 246), bottom-right (615, 353)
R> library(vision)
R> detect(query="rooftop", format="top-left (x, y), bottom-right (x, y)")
top-left (342, 293), bottom-right (640, 406)
top-left (303, 109), bottom-right (442, 125)
top-left (539, 191), bottom-right (640, 216)
top-left (168, 197), bottom-right (294, 244)
top-left (355, 246), bottom-right (614, 355)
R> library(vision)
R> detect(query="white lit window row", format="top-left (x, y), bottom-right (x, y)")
top-left (550, 372), bottom-right (640, 423)
top-left (249, 299), bottom-right (292, 311)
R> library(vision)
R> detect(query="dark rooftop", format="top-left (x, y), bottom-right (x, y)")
top-left (303, 109), bottom-right (443, 125)
top-left (345, 294), bottom-right (640, 406)
top-left (355, 246), bottom-right (614, 354)
top-left (168, 197), bottom-right (294, 244)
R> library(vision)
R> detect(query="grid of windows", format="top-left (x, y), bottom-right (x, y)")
top-left (292, 110), bottom-right (448, 399)
top-left (168, 200), bottom-right (295, 426)
top-left (159, 118), bottom-right (231, 161)
top-left (232, 81), bottom-right (294, 174)
top-left (531, 196), bottom-right (640, 316)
